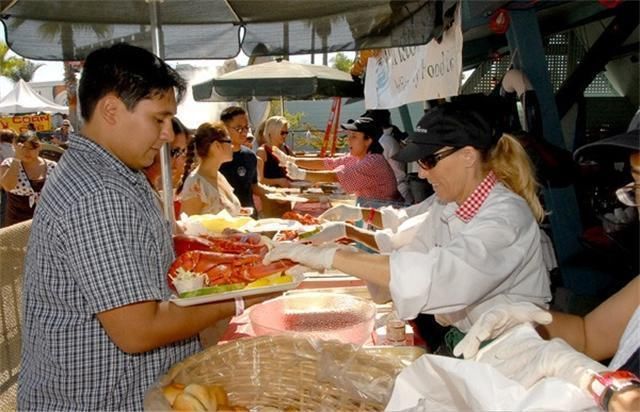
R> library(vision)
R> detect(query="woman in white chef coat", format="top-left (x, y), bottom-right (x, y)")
top-left (264, 102), bottom-right (551, 338)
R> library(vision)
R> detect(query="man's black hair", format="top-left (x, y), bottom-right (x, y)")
top-left (79, 43), bottom-right (186, 121)
top-left (220, 106), bottom-right (247, 123)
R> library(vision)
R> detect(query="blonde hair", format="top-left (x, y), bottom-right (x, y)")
top-left (486, 133), bottom-right (545, 222)
top-left (263, 116), bottom-right (288, 146)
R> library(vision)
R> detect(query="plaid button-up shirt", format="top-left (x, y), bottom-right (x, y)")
top-left (19, 134), bottom-right (200, 411)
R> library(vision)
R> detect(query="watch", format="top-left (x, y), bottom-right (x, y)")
top-left (589, 370), bottom-right (640, 411)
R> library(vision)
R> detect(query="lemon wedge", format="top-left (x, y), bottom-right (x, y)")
top-left (271, 275), bottom-right (293, 284)
top-left (246, 278), bottom-right (271, 289)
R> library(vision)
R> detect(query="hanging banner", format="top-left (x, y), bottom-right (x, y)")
top-left (0, 114), bottom-right (52, 134)
top-left (364, 5), bottom-right (463, 109)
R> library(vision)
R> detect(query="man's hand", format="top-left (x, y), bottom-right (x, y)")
top-left (319, 204), bottom-right (363, 222)
top-left (453, 302), bottom-right (552, 359)
top-left (272, 146), bottom-right (294, 165)
top-left (285, 161), bottom-right (307, 180)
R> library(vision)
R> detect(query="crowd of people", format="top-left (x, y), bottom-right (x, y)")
top-left (1, 41), bottom-right (636, 411)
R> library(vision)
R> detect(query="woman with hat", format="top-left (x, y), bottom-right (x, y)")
top-left (273, 116), bottom-right (401, 207)
top-left (449, 127), bottom-right (640, 412)
top-left (265, 102), bottom-right (551, 347)
top-left (0, 131), bottom-right (57, 227)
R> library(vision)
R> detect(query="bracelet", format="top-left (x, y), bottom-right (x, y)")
top-left (234, 297), bottom-right (245, 317)
top-left (365, 208), bottom-right (376, 225)
top-left (589, 370), bottom-right (640, 410)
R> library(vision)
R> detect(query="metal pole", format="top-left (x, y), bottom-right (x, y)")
top-left (148, 0), bottom-right (175, 229)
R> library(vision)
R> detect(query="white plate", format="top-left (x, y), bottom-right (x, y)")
top-left (169, 272), bottom-right (305, 307)
top-left (241, 218), bottom-right (303, 232)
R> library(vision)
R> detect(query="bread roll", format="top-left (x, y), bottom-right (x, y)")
top-left (208, 384), bottom-right (228, 406)
top-left (184, 383), bottom-right (216, 411)
top-left (163, 383), bottom-right (185, 406)
top-left (172, 392), bottom-right (208, 411)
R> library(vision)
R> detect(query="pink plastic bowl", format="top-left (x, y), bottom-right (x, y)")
top-left (249, 293), bottom-right (376, 345)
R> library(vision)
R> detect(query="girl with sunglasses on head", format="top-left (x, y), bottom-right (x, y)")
top-left (0, 131), bottom-right (57, 227)
top-left (178, 121), bottom-right (243, 216)
top-left (265, 102), bottom-right (551, 354)
top-left (256, 115), bottom-right (294, 188)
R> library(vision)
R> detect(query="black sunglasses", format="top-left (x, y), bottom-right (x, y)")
top-left (170, 147), bottom-right (187, 158)
top-left (417, 147), bottom-right (461, 170)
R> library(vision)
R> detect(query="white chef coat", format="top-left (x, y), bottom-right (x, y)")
top-left (373, 182), bottom-right (551, 332)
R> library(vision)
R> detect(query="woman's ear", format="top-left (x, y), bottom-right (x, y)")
top-left (461, 146), bottom-right (478, 168)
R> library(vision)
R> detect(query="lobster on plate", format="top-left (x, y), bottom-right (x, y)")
top-left (173, 233), bottom-right (267, 257)
top-left (281, 211), bottom-right (320, 225)
top-left (167, 250), bottom-right (295, 291)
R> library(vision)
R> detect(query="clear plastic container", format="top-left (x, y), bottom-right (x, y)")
top-left (249, 293), bottom-right (376, 345)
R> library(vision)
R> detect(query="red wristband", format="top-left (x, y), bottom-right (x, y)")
top-left (589, 370), bottom-right (640, 410)
top-left (366, 208), bottom-right (375, 225)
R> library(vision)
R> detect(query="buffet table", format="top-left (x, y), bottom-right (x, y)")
top-left (213, 271), bottom-right (420, 348)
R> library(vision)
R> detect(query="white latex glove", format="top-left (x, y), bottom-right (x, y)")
top-left (453, 302), bottom-right (553, 359)
top-left (263, 243), bottom-right (338, 270)
top-left (475, 323), bottom-right (607, 391)
top-left (285, 161), bottom-right (307, 180)
top-left (271, 146), bottom-right (294, 165)
top-left (303, 222), bottom-right (348, 245)
top-left (319, 204), bottom-right (363, 222)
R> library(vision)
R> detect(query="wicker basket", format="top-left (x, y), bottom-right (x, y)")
top-left (144, 335), bottom-right (423, 411)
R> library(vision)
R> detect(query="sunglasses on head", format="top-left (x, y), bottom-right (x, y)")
top-left (417, 147), bottom-right (461, 170)
top-left (17, 139), bottom-right (40, 150)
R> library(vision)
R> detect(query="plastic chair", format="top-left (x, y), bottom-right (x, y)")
top-left (0, 219), bottom-right (31, 410)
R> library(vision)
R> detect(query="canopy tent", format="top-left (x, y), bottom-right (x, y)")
top-left (192, 60), bottom-right (363, 102)
top-left (0, 79), bottom-right (68, 114)
top-left (0, 0), bottom-right (439, 61)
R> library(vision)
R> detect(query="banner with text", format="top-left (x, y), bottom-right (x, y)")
top-left (0, 114), bottom-right (52, 134)
top-left (364, 6), bottom-right (462, 109)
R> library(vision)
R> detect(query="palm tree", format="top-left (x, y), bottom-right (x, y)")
top-left (6, 60), bottom-right (43, 82)
top-left (0, 43), bottom-right (26, 79)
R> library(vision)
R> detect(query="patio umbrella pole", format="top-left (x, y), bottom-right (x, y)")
top-left (280, 96), bottom-right (285, 116)
top-left (148, 0), bottom-right (176, 230)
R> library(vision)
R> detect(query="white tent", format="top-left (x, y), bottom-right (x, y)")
top-left (0, 79), bottom-right (68, 114)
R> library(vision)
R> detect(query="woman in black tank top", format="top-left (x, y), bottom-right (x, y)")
top-left (256, 115), bottom-right (294, 187)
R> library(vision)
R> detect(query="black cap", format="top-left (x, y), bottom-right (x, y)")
top-left (393, 103), bottom-right (493, 163)
top-left (361, 109), bottom-right (391, 128)
top-left (340, 117), bottom-right (380, 138)
top-left (573, 129), bottom-right (639, 161)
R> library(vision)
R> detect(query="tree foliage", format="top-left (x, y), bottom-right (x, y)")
top-left (330, 52), bottom-right (353, 73)
top-left (0, 43), bottom-right (42, 82)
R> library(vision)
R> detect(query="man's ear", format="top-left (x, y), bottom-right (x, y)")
top-left (98, 94), bottom-right (121, 126)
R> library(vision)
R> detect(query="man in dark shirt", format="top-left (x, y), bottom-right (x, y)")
top-left (219, 106), bottom-right (261, 217)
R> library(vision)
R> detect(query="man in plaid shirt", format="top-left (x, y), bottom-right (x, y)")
top-left (18, 44), bottom-right (272, 410)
